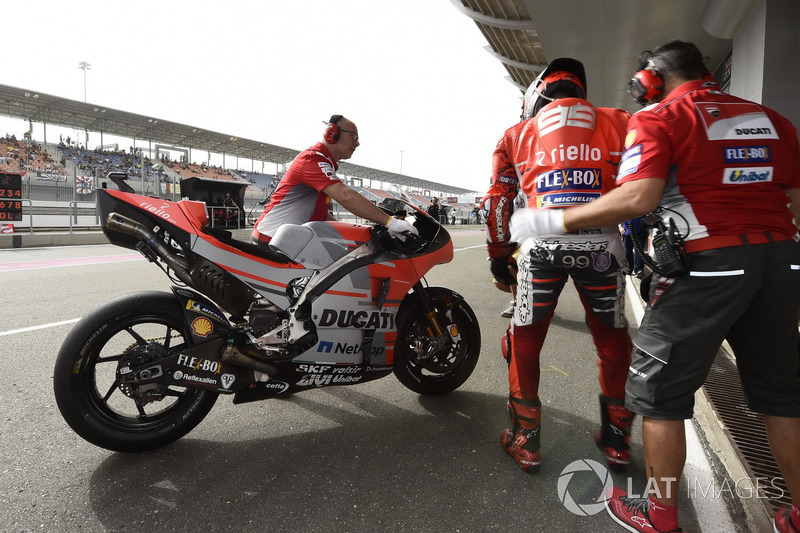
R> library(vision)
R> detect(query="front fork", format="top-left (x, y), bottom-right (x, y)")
top-left (413, 281), bottom-right (446, 338)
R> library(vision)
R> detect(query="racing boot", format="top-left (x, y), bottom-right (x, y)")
top-left (500, 396), bottom-right (542, 473)
top-left (594, 394), bottom-right (635, 472)
top-left (501, 395), bottom-right (518, 447)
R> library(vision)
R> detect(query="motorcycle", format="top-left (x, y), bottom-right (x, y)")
top-left (53, 189), bottom-right (481, 452)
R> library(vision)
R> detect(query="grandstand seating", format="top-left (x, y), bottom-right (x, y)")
top-left (4, 132), bottom-right (474, 229)
top-left (1, 136), bottom-right (65, 178)
top-left (166, 160), bottom-right (237, 182)
top-left (238, 171), bottom-right (276, 191)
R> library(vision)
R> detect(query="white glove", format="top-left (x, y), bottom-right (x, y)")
top-left (510, 208), bottom-right (567, 242)
top-left (386, 217), bottom-right (419, 239)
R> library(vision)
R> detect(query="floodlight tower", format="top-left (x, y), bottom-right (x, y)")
top-left (78, 61), bottom-right (91, 102)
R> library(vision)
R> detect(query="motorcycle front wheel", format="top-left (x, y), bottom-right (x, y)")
top-left (393, 286), bottom-right (481, 395)
top-left (53, 291), bottom-right (218, 452)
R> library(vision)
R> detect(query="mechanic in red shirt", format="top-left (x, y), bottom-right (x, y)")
top-left (484, 57), bottom-right (634, 475)
top-left (512, 40), bottom-right (800, 533)
top-left (252, 115), bottom-right (415, 244)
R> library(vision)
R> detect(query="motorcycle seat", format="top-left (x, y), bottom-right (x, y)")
top-left (203, 225), bottom-right (295, 264)
top-left (269, 223), bottom-right (342, 269)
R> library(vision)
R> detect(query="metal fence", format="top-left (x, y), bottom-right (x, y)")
top-left (14, 177), bottom-right (271, 231)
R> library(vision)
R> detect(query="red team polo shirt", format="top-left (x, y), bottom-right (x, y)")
top-left (254, 142), bottom-right (342, 239)
top-left (617, 80), bottom-right (800, 248)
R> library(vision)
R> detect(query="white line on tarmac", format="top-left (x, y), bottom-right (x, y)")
top-left (1, 243), bottom-right (480, 336)
top-left (0, 318), bottom-right (80, 337)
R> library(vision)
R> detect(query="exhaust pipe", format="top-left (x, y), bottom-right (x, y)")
top-left (220, 344), bottom-right (277, 375)
top-left (106, 212), bottom-right (193, 285)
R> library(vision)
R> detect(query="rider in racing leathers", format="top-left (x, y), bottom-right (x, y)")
top-left (484, 58), bottom-right (634, 473)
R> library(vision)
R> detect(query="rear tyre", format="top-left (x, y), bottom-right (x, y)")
top-left (393, 287), bottom-right (481, 395)
top-left (53, 291), bottom-right (218, 452)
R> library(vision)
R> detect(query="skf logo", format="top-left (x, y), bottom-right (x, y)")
top-left (191, 317), bottom-right (213, 337)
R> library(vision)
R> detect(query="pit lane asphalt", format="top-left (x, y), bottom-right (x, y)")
top-left (0, 229), bottom-right (750, 532)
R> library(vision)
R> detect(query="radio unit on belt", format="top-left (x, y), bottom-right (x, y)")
top-left (632, 212), bottom-right (691, 277)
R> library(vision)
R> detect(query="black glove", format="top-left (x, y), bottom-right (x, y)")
top-left (490, 257), bottom-right (516, 286)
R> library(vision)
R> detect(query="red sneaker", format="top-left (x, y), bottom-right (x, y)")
top-left (775, 508), bottom-right (800, 533)
top-left (606, 487), bottom-right (682, 532)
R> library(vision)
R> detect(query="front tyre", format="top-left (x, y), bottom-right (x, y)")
top-left (53, 291), bottom-right (218, 452)
top-left (393, 287), bottom-right (481, 395)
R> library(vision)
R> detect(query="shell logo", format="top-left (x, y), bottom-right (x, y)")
top-left (191, 317), bottom-right (213, 337)
top-left (624, 129), bottom-right (637, 149)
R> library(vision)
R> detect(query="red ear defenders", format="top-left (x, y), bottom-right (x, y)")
top-left (324, 121), bottom-right (340, 143)
top-left (630, 59), bottom-right (716, 105)
top-left (629, 60), bottom-right (663, 105)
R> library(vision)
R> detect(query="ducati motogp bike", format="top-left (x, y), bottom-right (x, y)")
top-left (53, 189), bottom-right (481, 452)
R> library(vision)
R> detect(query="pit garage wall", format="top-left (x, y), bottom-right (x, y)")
top-left (729, 0), bottom-right (800, 136)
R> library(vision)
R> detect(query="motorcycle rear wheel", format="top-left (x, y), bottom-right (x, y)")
top-left (393, 286), bottom-right (481, 395)
top-left (53, 291), bottom-right (218, 452)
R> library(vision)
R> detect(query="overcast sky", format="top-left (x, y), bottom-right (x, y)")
top-left (1, 0), bottom-right (522, 193)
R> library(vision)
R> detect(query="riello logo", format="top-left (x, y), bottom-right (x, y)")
top-left (317, 309), bottom-right (394, 329)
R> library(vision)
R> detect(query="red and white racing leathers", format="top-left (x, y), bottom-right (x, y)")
top-left (252, 142), bottom-right (341, 243)
top-left (486, 97), bottom-right (632, 402)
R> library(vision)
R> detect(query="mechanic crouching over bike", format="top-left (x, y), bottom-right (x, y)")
top-left (251, 114), bottom-right (416, 245)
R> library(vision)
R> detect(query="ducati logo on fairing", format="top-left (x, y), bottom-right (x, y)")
top-left (318, 309), bottom-right (395, 329)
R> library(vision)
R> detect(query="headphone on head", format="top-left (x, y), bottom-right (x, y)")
top-left (324, 114), bottom-right (343, 144)
top-left (629, 52), bottom-right (715, 106)
top-left (629, 56), bottom-right (663, 105)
